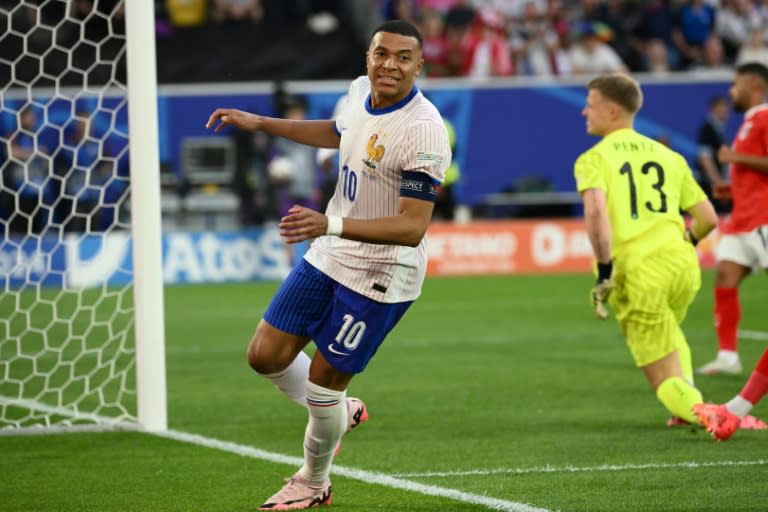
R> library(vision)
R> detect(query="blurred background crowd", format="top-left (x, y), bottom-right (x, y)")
top-left (6, 0), bottom-right (757, 84)
top-left (153, 0), bottom-right (768, 82)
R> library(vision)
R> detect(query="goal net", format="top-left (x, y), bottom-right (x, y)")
top-left (0, 0), bottom-right (166, 433)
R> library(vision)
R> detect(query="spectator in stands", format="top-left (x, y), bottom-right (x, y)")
top-left (643, 37), bottom-right (672, 73)
top-left (508, 1), bottom-right (559, 76)
top-left (276, 95), bottom-right (318, 212)
top-left (569, 22), bottom-right (627, 75)
top-left (443, 0), bottom-right (476, 37)
top-left (92, 158), bottom-right (128, 230)
top-left (632, 0), bottom-right (679, 71)
top-left (671, 0), bottom-right (717, 70)
top-left (211, 0), bottom-right (263, 23)
top-left (547, 0), bottom-right (570, 37)
top-left (4, 106), bottom-right (53, 235)
top-left (337, 0), bottom-right (383, 50)
top-left (382, 0), bottom-right (419, 25)
top-left (571, 0), bottom-right (643, 71)
top-left (695, 94), bottom-right (731, 213)
top-left (270, 94), bottom-right (318, 265)
top-left (716, 0), bottom-right (751, 64)
top-left (550, 29), bottom-right (574, 76)
top-left (417, 0), bottom-right (458, 15)
top-left (233, 114), bottom-right (275, 226)
top-left (462, 8), bottom-right (515, 78)
top-left (690, 35), bottom-right (731, 71)
top-left (736, 28), bottom-right (768, 66)
top-left (420, 8), bottom-right (450, 77)
top-left (749, 0), bottom-right (768, 34)
top-left (59, 111), bottom-right (113, 232)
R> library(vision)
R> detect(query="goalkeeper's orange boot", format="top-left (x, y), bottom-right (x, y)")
top-left (693, 403), bottom-right (740, 441)
top-left (258, 473), bottom-right (332, 510)
top-left (333, 397), bottom-right (368, 457)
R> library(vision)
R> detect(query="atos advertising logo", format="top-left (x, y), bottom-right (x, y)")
top-left (1, 228), bottom-right (292, 290)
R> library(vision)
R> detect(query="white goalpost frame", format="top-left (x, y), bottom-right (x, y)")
top-left (125, 1), bottom-right (168, 432)
top-left (0, 1), bottom-right (167, 434)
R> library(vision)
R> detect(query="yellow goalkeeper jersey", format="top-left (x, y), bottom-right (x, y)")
top-left (574, 128), bottom-right (707, 271)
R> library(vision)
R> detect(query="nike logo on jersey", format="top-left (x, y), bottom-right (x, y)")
top-left (327, 343), bottom-right (349, 356)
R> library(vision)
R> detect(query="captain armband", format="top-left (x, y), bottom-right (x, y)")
top-left (400, 171), bottom-right (440, 202)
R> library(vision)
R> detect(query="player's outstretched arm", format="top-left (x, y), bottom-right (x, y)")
top-left (278, 197), bottom-right (434, 247)
top-left (206, 108), bottom-right (340, 149)
top-left (718, 144), bottom-right (768, 173)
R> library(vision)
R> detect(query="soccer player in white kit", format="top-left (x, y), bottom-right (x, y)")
top-left (206, 20), bottom-right (451, 510)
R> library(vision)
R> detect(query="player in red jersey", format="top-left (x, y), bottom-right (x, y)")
top-left (697, 62), bottom-right (768, 377)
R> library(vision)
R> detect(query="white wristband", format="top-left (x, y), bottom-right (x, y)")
top-left (326, 216), bottom-right (343, 236)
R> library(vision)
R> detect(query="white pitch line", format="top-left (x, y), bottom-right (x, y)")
top-left (153, 429), bottom-right (550, 512)
top-left (739, 329), bottom-right (768, 341)
top-left (393, 459), bottom-right (768, 478)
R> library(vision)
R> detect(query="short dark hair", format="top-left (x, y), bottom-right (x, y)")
top-left (587, 73), bottom-right (643, 114)
top-left (736, 61), bottom-right (768, 86)
top-left (370, 20), bottom-right (423, 49)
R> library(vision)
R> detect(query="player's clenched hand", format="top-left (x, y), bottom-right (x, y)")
top-left (591, 278), bottom-right (614, 320)
top-left (205, 108), bottom-right (263, 132)
top-left (279, 205), bottom-right (328, 244)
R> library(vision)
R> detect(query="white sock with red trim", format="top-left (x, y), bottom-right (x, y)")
top-left (299, 381), bottom-right (347, 483)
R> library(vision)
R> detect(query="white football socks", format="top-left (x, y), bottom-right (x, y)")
top-left (261, 351), bottom-right (311, 407)
top-left (717, 350), bottom-right (740, 366)
top-left (299, 381), bottom-right (347, 484)
top-left (726, 395), bottom-right (753, 418)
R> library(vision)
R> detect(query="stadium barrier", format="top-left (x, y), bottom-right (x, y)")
top-left (1, 219), bottom-right (721, 289)
top-left (427, 219), bottom-right (719, 276)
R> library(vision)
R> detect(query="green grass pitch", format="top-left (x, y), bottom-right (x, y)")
top-left (2, 271), bottom-right (766, 511)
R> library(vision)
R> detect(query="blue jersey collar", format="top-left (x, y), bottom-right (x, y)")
top-left (366, 86), bottom-right (419, 115)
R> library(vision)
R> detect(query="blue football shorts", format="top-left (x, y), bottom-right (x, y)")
top-left (263, 259), bottom-right (413, 374)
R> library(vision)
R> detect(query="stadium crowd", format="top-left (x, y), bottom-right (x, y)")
top-left (3, 1), bottom-right (768, 84)
top-left (156, 0), bottom-right (768, 82)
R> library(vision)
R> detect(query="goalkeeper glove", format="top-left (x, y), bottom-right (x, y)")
top-left (591, 261), bottom-right (614, 320)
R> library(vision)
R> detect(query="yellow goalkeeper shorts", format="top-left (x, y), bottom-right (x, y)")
top-left (609, 245), bottom-right (701, 367)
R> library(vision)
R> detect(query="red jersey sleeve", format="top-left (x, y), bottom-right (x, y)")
top-left (724, 105), bottom-right (768, 234)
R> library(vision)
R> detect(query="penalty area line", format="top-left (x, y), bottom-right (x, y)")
top-left (153, 429), bottom-right (549, 512)
top-left (739, 329), bottom-right (768, 341)
top-left (393, 459), bottom-right (768, 478)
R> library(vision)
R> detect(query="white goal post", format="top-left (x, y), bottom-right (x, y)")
top-left (0, 1), bottom-right (166, 432)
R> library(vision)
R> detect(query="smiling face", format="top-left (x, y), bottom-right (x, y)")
top-left (366, 31), bottom-right (423, 109)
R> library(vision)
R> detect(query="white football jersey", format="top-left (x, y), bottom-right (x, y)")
top-left (304, 76), bottom-right (451, 303)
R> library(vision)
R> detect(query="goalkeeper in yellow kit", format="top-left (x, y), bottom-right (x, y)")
top-left (574, 73), bottom-right (719, 426)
